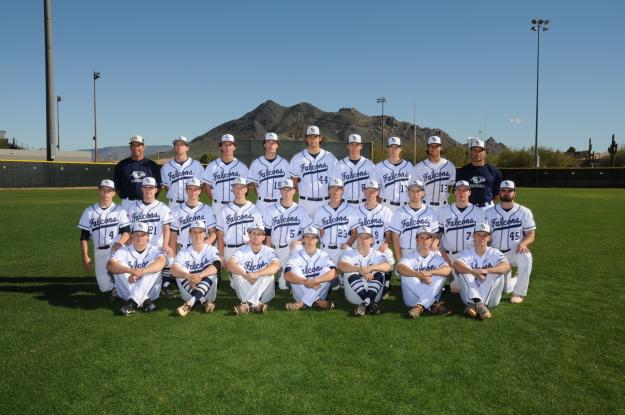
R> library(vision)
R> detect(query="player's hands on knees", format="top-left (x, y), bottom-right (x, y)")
top-left (516, 244), bottom-right (530, 254)
top-left (473, 269), bottom-right (487, 282)
top-left (82, 256), bottom-right (92, 271)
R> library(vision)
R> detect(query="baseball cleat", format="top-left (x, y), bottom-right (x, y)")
top-left (161, 286), bottom-right (176, 299)
top-left (464, 304), bottom-right (478, 318)
top-left (352, 304), bottom-right (367, 317)
top-left (202, 302), bottom-right (216, 313)
top-left (407, 305), bottom-right (424, 319)
top-left (233, 302), bottom-right (250, 316)
top-left (510, 295), bottom-right (524, 304)
top-left (142, 299), bottom-right (156, 313)
top-left (120, 300), bottom-right (138, 316)
top-left (430, 302), bottom-right (452, 316)
top-left (253, 303), bottom-right (268, 314)
top-left (367, 302), bottom-right (381, 315)
top-left (382, 286), bottom-right (392, 299)
top-left (176, 303), bottom-right (192, 317)
top-left (477, 303), bottom-right (492, 320)
top-left (313, 299), bottom-right (334, 311)
top-left (285, 301), bottom-right (305, 311)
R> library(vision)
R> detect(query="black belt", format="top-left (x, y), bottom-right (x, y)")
top-left (426, 201), bottom-right (447, 206)
top-left (258, 197), bottom-right (277, 203)
top-left (346, 199), bottom-right (366, 204)
top-left (277, 244), bottom-right (289, 248)
top-left (445, 250), bottom-right (459, 255)
top-left (501, 249), bottom-right (511, 253)
top-left (474, 201), bottom-right (493, 208)
top-left (97, 245), bottom-right (111, 250)
top-left (213, 200), bottom-right (230, 204)
top-left (174, 199), bottom-right (184, 203)
top-left (323, 244), bottom-right (338, 249)
top-left (300, 196), bottom-right (329, 201)
top-left (225, 243), bottom-right (245, 248)
top-left (383, 199), bottom-right (401, 206)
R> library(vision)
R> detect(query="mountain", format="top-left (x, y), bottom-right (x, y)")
top-left (82, 145), bottom-right (171, 161)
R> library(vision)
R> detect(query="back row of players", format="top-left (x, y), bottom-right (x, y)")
top-left (79, 126), bottom-right (536, 319)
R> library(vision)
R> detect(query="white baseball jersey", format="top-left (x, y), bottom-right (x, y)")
top-left (232, 245), bottom-right (280, 273)
top-left (216, 201), bottom-right (264, 247)
top-left (173, 243), bottom-right (221, 274)
top-left (485, 203), bottom-right (536, 251)
top-left (289, 149), bottom-right (337, 200)
top-left (355, 204), bottom-right (393, 249)
top-left (202, 158), bottom-right (249, 203)
top-left (456, 247), bottom-right (507, 272)
top-left (263, 202), bottom-right (312, 248)
top-left (412, 158), bottom-right (456, 205)
top-left (111, 244), bottom-right (164, 270)
top-left (170, 202), bottom-right (217, 248)
top-left (285, 248), bottom-right (336, 278)
top-left (374, 159), bottom-right (413, 205)
top-left (247, 155), bottom-right (290, 202)
top-left (389, 205), bottom-right (439, 250)
top-left (126, 200), bottom-right (174, 246)
top-left (340, 248), bottom-right (389, 268)
top-left (334, 156), bottom-right (376, 203)
top-left (160, 158), bottom-right (205, 203)
top-left (398, 250), bottom-right (448, 274)
top-left (313, 202), bottom-right (359, 248)
top-left (437, 204), bottom-right (485, 253)
top-left (78, 203), bottom-right (130, 247)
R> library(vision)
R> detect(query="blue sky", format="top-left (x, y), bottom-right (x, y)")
top-left (1, 0), bottom-right (624, 153)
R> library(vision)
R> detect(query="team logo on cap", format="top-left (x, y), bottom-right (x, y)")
top-left (99, 179), bottom-right (115, 189)
top-left (280, 178), bottom-right (294, 189)
top-left (264, 132), bottom-right (278, 141)
top-left (364, 179), bottom-right (380, 189)
top-left (231, 176), bottom-right (247, 186)
top-left (247, 220), bottom-right (265, 234)
top-left (468, 136), bottom-right (485, 149)
top-left (189, 220), bottom-right (206, 230)
top-left (415, 225), bottom-right (434, 236)
top-left (141, 177), bottom-right (157, 187)
top-left (407, 179), bottom-right (425, 189)
top-left (500, 180), bottom-right (516, 190)
top-left (455, 180), bottom-right (471, 189)
top-left (348, 134), bottom-right (362, 143)
top-left (428, 135), bottom-right (442, 145)
top-left (328, 177), bottom-right (344, 187)
top-left (387, 137), bottom-right (401, 146)
top-left (302, 226), bottom-right (320, 237)
top-left (474, 222), bottom-right (491, 234)
top-left (221, 134), bottom-right (235, 143)
top-left (172, 136), bottom-right (189, 145)
top-left (306, 126), bottom-right (320, 136)
top-left (129, 135), bottom-right (144, 145)
top-left (132, 222), bottom-right (150, 233)
top-left (356, 225), bottom-right (373, 236)
top-left (185, 177), bottom-right (202, 188)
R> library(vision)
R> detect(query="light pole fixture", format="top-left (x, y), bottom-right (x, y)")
top-left (56, 95), bottom-right (62, 151)
top-left (93, 70), bottom-right (100, 162)
top-left (376, 97), bottom-right (387, 151)
top-left (531, 18), bottom-right (550, 168)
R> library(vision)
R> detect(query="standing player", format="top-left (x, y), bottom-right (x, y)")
top-left (247, 132), bottom-right (290, 212)
top-left (334, 133), bottom-right (375, 205)
top-left (227, 222), bottom-right (281, 315)
top-left (169, 178), bottom-right (217, 253)
top-left (78, 179), bottom-right (130, 299)
top-left (107, 223), bottom-right (167, 315)
top-left (283, 226), bottom-right (336, 311)
top-left (374, 137), bottom-right (413, 213)
top-left (263, 179), bottom-right (313, 290)
top-left (437, 180), bottom-right (486, 293)
top-left (456, 137), bottom-right (502, 209)
top-left (202, 134), bottom-right (249, 218)
top-left (412, 135), bottom-right (456, 212)
top-left (171, 220), bottom-right (222, 317)
top-left (339, 226), bottom-right (392, 316)
top-left (453, 223), bottom-right (511, 320)
top-left (396, 226), bottom-right (452, 318)
top-left (160, 136), bottom-right (205, 207)
top-left (289, 125), bottom-right (338, 217)
top-left (389, 179), bottom-right (439, 262)
top-left (114, 135), bottom-right (161, 210)
top-left (484, 180), bottom-right (536, 304)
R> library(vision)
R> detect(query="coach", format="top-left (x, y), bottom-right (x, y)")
top-left (114, 135), bottom-right (161, 210)
top-left (456, 137), bottom-right (502, 209)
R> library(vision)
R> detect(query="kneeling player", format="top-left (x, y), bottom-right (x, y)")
top-left (283, 226), bottom-right (336, 311)
top-left (453, 223), bottom-right (511, 320)
top-left (172, 221), bottom-right (221, 317)
top-left (339, 226), bottom-right (392, 316)
top-left (227, 222), bottom-right (281, 315)
top-left (107, 223), bottom-right (167, 315)
top-left (396, 226), bottom-right (452, 318)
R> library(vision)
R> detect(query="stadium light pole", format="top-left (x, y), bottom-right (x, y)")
top-left (56, 95), bottom-right (61, 151)
top-left (376, 97), bottom-right (387, 152)
top-left (93, 70), bottom-right (100, 162)
top-left (531, 18), bottom-right (549, 168)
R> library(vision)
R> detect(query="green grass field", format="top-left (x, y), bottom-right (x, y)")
top-left (1, 188), bottom-right (624, 414)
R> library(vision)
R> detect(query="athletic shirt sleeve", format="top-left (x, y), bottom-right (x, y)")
top-left (388, 209), bottom-right (403, 234)
top-left (78, 206), bottom-right (91, 231)
top-left (289, 154), bottom-right (302, 178)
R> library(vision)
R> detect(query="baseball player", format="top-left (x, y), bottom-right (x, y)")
top-left (456, 137), bottom-right (503, 210)
top-left (263, 179), bottom-right (313, 290)
top-left (312, 178), bottom-right (359, 271)
top-left (396, 226), bottom-right (452, 318)
top-left (283, 226), bottom-right (336, 311)
top-left (202, 134), bottom-right (249, 218)
top-left (125, 177), bottom-right (175, 296)
top-left (227, 221), bottom-right (281, 315)
top-left (171, 220), bottom-right (222, 317)
top-left (355, 179), bottom-right (395, 296)
top-left (216, 177), bottom-right (264, 264)
top-left (169, 177), bottom-right (217, 252)
top-left (77, 179), bottom-right (130, 299)
top-left (107, 222), bottom-right (167, 315)
top-left (374, 137), bottom-right (413, 213)
top-left (453, 222), bottom-right (511, 320)
top-left (412, 135), bottom-right (456, 212)
top-left (389, 178), bottom-right (440, 261)
top-left (247, 132), bottom-right (290, 212)
top-left (289, 125), bottom-right (338, 217)
top-left (334, 134), bottom-right (376, 205)
top-left (338, 226), bottom-right (392, 316)
top-left (484, 180), bottom-right (536, 304)
top-left (160, 136), bottom-right (205, 207)
top-left (114, 135), bottom-right (161, 210)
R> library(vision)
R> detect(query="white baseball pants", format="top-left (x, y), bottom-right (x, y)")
top-left (503, 250), bottom-right (533, 296)
top-left (94, 247), bottom-right (114, 292)
top-left (230, 274), bottom-right (275, 306)
top-left (343, 272), bottom-right (384, 305)
top-left (459, 272), bottom-right (504, 308)
top-left (400, 275), bottom-right (446, 309)
top-left (115, 271), bottom-right (162, 307)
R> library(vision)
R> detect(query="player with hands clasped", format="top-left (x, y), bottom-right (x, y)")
top-left (160, 136), bottom-right (205, 207)
top-left (453, 222), bottom-right (511, 320)
top-left (107, 222), bottom-right (167, 315)
top-left (247, 132), bottom-right (290, 212)
top-left (334, 133), bottom-right (375, 205)
top-left (227, 221), bottom-right (281, 315)
top-left (283, 226), bottom-right (337, 311)
top-left (339, 226), bottom-right (392, 316)
top-left (172, 221), bottom-right (222, 317)
top-left (396, 226), bottom-right (452, 318)
top-left (484, 180), bottom-right (536, 304)
top-left (78, 179), bottom-right (130, 299)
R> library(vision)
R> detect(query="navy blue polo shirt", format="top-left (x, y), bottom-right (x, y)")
top-left (456, 163), bottom-right (502, 205)
top-left (113, 157), bottom-right (161, 200)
